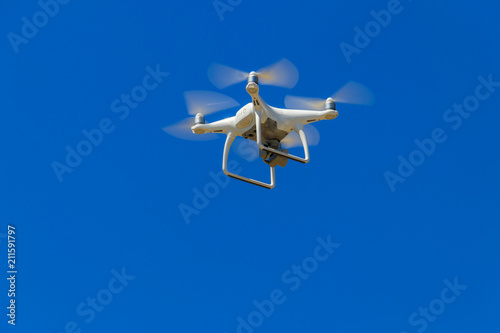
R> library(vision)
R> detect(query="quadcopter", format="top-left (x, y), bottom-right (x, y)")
top-left (164, 59), bottom-right (373, 189)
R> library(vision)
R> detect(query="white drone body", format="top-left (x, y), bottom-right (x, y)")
top-left (191, 72), bottom-right (338, 189)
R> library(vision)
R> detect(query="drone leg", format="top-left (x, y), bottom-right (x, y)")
top-left (222, 132), bottom-right (276, 189)
top-left (294, 123), bottom-right (310, 161)
top-left (255, 110), bottom-right (310, 164)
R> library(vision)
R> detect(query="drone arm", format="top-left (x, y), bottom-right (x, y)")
top-left (222, 132), bottom-right (275, 189)
top-left (255, 110), bottom-right (310, 164)
top-left (191, 116), bottom-right (237, 135)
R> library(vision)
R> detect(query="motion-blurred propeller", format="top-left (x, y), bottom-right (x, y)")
top-left (184, 90), bottom-right (239, 115)
top-left (163, 91), bottom-right (239, 141)
top-left (208, 58), bottom-right (299, 89)
top-left (281, 124), bottom-right (320, 149)
top-left (284, 81), bottom-right (375, 110)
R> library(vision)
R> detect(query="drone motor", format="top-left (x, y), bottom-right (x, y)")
top-left (325, 98), bottom-right (336, 111)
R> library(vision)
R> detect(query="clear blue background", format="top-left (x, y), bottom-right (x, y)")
top-left (1, 0), bottom-right (499, 332)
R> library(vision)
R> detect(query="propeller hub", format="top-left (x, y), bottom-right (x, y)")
top-left (194, 113), bottom-right (206, 125)
top-left (248, 71), bottom-right (259, 84)
top-left (325, 98), bottom-right (336, 110)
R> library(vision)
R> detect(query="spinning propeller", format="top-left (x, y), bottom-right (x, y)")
top-left (284, 81), bottom-right (375, 110)
top-left (208, 58), bottom-right (299, 89)
top-left (162, 91), bottom-right (239, 141)
top-left (281, 124), bottom-right (320, 148)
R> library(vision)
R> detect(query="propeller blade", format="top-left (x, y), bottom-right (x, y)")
top-left (284, 95), bottom-right (326, 110)
top-left (331, 81), bottom-right (375, 105)
top-left (208, 59), bottom-right (299, 89)
top-left (257, 58), bottom-right (299, 88)
top-left (281, 125), bottom-right (320, 148)
top-left (207, 63), bottom-right (248, 89)
top-left (285, 81), bottom-right (374, 110)
top-left (162, 118), bottom-right (218, 141)
top-left (184, 90), bottom-right (239, 115)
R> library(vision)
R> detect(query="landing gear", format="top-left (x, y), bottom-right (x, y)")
top-left (260, 139), bottom-right (289, 168)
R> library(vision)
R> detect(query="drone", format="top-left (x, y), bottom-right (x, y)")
top-left (164, 59), bottom-right (374, 189)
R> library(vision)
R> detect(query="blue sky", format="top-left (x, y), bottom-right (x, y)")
top-left (1, 0), bottom-right (499, 332)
